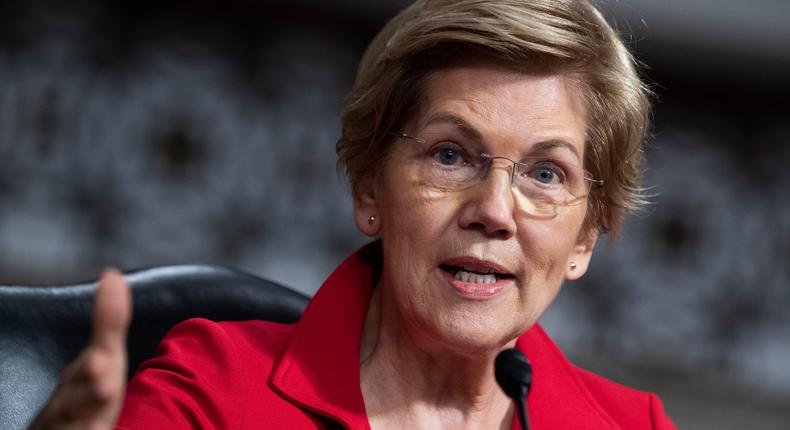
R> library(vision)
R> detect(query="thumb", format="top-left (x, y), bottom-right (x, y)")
top-left (91, 268), bottom-right (132, 352)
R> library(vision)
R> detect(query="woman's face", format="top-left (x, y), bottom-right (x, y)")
top-left (354, 63), bottom-right (598, 354)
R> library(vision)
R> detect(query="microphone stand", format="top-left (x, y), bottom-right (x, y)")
top-left (516, 393), bottom-right (530, 430)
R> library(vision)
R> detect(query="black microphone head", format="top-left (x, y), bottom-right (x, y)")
top-left (495, 348), bottom-right (532, 400)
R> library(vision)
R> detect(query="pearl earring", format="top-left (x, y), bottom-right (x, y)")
top-left (368, 215), bottom-right (376, 225)
top-left (569, 262), bottom-right (577, 270)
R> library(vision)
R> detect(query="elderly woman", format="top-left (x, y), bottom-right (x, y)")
top-left (32, 0), bottom-right (676, 429)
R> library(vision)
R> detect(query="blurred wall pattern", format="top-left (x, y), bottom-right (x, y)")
top-left (1, 1), bottom-right (789, 428)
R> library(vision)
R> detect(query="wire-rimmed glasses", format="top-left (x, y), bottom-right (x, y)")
top-left (392, 132), bottom-right (603, 217)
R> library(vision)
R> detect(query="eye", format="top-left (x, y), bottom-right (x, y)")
top-left (436, 148), bottom-right (459, 165)
top-left (431, 144), bottom-right (468, 167)
top-left (534, 167), bottom-right (557, 184)
top-left (527, 162), bottom-right (564, 185)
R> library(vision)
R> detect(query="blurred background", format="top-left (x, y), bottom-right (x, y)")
top-left (1, 0), bottom-right (788, 427)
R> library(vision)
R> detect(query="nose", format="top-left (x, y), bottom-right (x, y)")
top-left (457, 161), bottom-right (517, 239)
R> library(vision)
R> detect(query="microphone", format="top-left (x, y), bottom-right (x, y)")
top-left (495, 348), bottom-right (532, 430)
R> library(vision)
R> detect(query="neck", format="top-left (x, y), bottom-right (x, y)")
top-left (360, 286), bottom-right (515, 430)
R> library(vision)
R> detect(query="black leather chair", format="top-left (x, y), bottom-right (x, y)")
top-left (0, 265), bottom-right (310, 430)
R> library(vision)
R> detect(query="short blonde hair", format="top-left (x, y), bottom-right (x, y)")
top-left (337, 0), bottom-right (652, 237)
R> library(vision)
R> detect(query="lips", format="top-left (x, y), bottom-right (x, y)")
top-left (438, 256), bottom-right (515, 300)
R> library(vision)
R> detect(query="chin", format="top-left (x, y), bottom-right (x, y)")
top-left (424, 308), bottom-right (523, 357)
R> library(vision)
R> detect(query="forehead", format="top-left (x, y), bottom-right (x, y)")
top-left (413, 64), bottom-right (588, 156)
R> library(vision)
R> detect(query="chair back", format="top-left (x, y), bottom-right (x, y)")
top-left (0, 265), bottom-right (309, 430)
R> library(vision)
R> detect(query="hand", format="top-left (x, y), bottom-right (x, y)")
top-left (29, 269), bottom-right (132, 430)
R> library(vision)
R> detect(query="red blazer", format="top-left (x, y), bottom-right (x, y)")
top-left (117, 244), bottom-right (677, 429)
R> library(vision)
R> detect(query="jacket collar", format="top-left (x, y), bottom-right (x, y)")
top-left (270, 242), bottom-right (617, 430)
top-left (270, 242), bottom-right (379, 429)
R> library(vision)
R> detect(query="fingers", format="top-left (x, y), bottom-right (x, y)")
top-left (60, 349), bottom-right (118, 418)
top-left (31, 347), bottom-right (124, 429)
top-left (91, 268), bottom-right (132, 353)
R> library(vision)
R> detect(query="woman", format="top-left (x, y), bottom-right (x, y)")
top-left (32, 0), bottom-right (676, 428)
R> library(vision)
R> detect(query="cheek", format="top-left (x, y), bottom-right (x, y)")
top-left (381, 194), bottom-right (434, 254)
top-left (377, 177), bottom-right (466, 308)
top-left (379, 169), bottom-right (458, 253)
top-left (515, 216), bottom-right (580, 281)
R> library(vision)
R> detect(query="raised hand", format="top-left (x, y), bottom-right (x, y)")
top-left (29, 269), bottom-right (132, 430)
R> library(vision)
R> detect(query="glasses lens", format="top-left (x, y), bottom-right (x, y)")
top-left (511, 158), bottom-right (590, 216)
top-left (419, 150), bottom-right (482, 192)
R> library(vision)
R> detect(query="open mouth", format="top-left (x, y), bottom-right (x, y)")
top-left (439, 264), bottom-right (515, 284)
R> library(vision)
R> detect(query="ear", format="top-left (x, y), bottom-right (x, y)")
top-left (565, 228), bottom-right (599, 280)
top-left (352, 177), bottom-right (381, 237)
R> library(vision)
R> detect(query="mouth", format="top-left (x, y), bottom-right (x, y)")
top-left (438, 257), bottom-right (516, 299)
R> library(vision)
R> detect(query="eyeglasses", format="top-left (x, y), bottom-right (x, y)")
top-left (392, 132), bottom-right (603, 217)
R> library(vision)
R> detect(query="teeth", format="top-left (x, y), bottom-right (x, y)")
top-left (454, 270), bottom-right (497, 284)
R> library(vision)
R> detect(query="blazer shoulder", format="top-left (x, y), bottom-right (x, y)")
top-left (129, 317), bottom-right (298, 388)
top-left (209, 319), bottom-right (298, 383)
top-left (158, 317), bottom-right (297, 359)
top-left (215, 319), bottom-right (297, 353)
top-left (574, 367), bottom-right (677, 430)
top-left (119, 318), bottom-right (301, 429)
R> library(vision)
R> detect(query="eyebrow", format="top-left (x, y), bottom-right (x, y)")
top-left (423, 112), bottom-right (483, 142)
top-left (422, 111), bottom-right (582, 162)
top-left (531, 140), bottom-right (581, 163)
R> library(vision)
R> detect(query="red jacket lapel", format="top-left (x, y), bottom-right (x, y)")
top-left (270, 243), bottom-right (379, 429)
